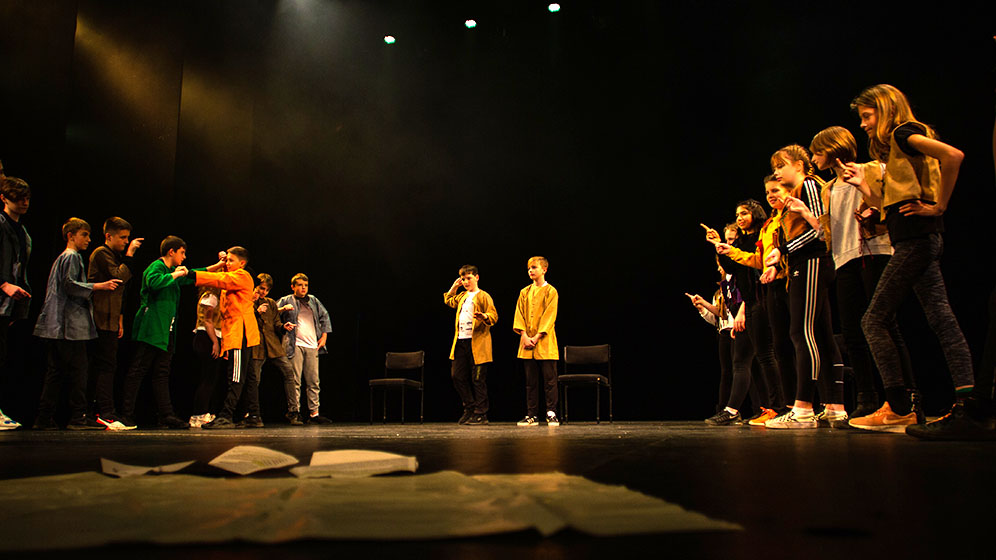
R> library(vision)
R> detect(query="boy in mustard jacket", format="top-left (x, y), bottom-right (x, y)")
top-left (444, 265), bottom-right (497, 426)
top-left (513, 256), bottom-right (559, 427)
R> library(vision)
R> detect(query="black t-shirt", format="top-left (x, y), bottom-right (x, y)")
top-left (885, 123), bottom-right (944, 242)
top-left (718, 230), bottom-right (761, 306)
top-left (3, 211), bottom-right (27, 266)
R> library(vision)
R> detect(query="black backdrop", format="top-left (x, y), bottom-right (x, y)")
top-left (1, 0), bottom-right (993, 424)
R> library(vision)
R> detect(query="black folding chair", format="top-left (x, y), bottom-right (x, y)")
top-left (369, 351), bottom-right (424, 424)
top-left (559, 344), bottom-right (612, 423)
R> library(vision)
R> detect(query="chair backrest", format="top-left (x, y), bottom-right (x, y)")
top-left (385, 351), bottom-right (425, 381)
top-left (563, 344), bottom-right (611, 379)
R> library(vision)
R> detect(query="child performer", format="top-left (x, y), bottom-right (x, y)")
top-left (0, 176), bottom-right (32, 430)
top-left (188, 284), bottom-right (223, 428)
top-left (195, 247), bottom-right (261, 429)
top-left (119, 236), bottom-right (199, 429)
top-left (444, 264), bottom-right (498, 425)
top-left (809, 126), bottom-right (913, 420)
top-left (842, 84), bottom-right (977, 437)
top-left (87, 217), bottom-right (143, 429)
top-left (716, 177), bottom-right (797, 418)
top-left (278, 273), bottom-right (333, 424)
top-left (762, 145), bottom-right (846, 429)
top-left (32, 218), bottom-right (121, 430)
top-left (244, 273), bottom-right (297, 427)
top-left (514, 256), bottom-right (560, 427)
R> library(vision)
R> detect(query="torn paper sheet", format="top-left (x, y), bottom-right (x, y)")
top-left (208, 445), bottom-right (298, 475)
top-left (290, 449), bottom-right (417, 478)
top-left (100, 458), bottom-right (195, 478)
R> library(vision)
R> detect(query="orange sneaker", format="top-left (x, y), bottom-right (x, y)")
top-left (848, 402), bottom-right (916, 433)
top-left (748, 408), bottom-right (778, 426)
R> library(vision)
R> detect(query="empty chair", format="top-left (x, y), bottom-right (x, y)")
top-left (559, 344), bottom-right (612, 423)
top-left (369, 351), bottom-right (424, 424)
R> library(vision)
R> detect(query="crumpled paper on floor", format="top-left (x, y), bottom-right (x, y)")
top-left (0, 471), bottom-right (739, 551)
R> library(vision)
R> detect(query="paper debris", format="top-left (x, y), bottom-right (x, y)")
top-left (290, 449), bottom-right (418, 478)
top-left (100, 458), bottom-right (195, 478)
top-left (208, 445), bottom-right (298, 475)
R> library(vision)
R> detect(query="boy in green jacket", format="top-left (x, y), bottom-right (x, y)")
top-left (117, 236), bottom-right (200, 429)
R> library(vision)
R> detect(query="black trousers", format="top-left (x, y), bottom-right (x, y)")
top-left (120, 341), bottom-right (176, 419)
top-left (36, 340), bottom-right (88, 422)
top-left (191, 331), bottom-right (224, 415)
top-left (765, 279), bottom-right (796, 406)
top-left (745, 300), bottom-right (785, 410)
top-left (788, 256), bottom-right (840, 405)
top-left (88, 329), bottom-right (119, 417)
top-left (716, 330), bottom-right (733, 413)
top-left (524, 359), bottom-right (558, 416)
top-left (218, 335), bottom-right (254, 421)
top-left (451, 339), bottom-right (489, 415)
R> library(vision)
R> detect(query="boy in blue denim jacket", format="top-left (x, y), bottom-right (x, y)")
top-left (278, 273), bottom-right (332, 424)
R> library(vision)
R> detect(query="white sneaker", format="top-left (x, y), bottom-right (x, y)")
top-left (546, 411), bottom-right (560, 427)
top-left (0, 410), bottom-right (21, 431)
top-left (102, 420), bottom-right (136, 431)
top-left (188, 413), bottom-right (215, 428)
top-left (764, 410), bottom-right (817, 429)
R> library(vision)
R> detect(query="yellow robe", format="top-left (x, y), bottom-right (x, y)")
top-left (512, 283), bottom-right (559, 360)
top-left (444, 289), bottom-right (498, 364)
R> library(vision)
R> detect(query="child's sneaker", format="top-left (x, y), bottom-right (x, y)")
top-left (517, 416), bottom-right (538, 427)
top-left (188, 413), bottom-right (215, 428)
top-left (0, 410), bottom-right (21, 430)
top-left (546, 411), bottom-right (560, 427)
top-left (747, 408), bottom-right (777, 426)
top-left (97, 414), bottom-right (137, 431)
top-left (848, 402), bottom-right (915, 433)
top-left (764, 410), bottom-right (818, 429)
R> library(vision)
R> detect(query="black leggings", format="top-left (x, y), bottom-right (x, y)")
top-left (765, 279), bottom-right (796, 406)
top-left (789, 256), bottom-right (841, 405)
top-left (716, 331), bottom-right (733, 412)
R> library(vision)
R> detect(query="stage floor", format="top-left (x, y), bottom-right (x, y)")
top-left (1, 421), bottom-right (993, 558)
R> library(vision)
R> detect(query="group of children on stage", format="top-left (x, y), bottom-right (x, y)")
top-left (0, 160), bottom-right (561, 430)
top-left (687, 83), bottom-right (994, 440)
top-left (0, 181), bottom-right (334, 429)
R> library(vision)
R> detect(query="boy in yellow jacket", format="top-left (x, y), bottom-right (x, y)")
top-left (444, 265), bottom-right (497, 425)
top-left (513, 256), bottom-right (559, 426)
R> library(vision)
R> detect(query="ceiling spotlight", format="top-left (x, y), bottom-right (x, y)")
top-left (465, 19), bottom-right (477, 29)
top-left (548, 3), bottom-right (561, 12)
top-left (383, 35), bottom-right (396, 44)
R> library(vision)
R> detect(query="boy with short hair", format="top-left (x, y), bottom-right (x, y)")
top-left (278, 273), bottom-right (332, 424)
top-left (196, 247), bottom-right (261, 429)
top-left (243, 273), bottom-right (297, 427)
top-left (88, 217), bottom-right (143, 428)
top-left (444, 264), bottom-right (498, 425)
top-left (0, 176), bottom-right (32, 430)
top-left (32, 218), bottom-right (122, 430)
top-left (513, 256), bottom-right (560, 427)
top-left (118, 236), bottom-right (195, 429)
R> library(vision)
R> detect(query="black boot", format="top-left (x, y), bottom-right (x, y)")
top-left (906, 397), bottom-right (996, 441)
top-left (851, 391), bottom-right (879, 419)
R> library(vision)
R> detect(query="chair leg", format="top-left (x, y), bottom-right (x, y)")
top-left (596, 384), bottom-right (601, 424)
top-left (401, 388), bottom-right (406, 424)
top-left (382, 391), bottom-right (387, 423)
top-left (563, 385), bottom-right (569, 424)
top-left (420, 389), bottom-right (424, 424)
top-left (609, 384), bottom-right (613, 423)
top-left (369, 388), bottom-right (373, 425)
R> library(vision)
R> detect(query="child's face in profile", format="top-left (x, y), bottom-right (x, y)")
top-left (105, 230), bottom-right (131, 252)
top-left (527, 263), bottom-right (546, 281)
top-left (460, 273), bottom-right (479, 292)
top-left (253, 283), bottom-right (270, 302)
top-left (69, 229), bottom-right (91, 251)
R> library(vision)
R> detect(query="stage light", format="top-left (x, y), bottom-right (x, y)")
top-left (465, 19), bottom-right (477, 29)
top-left (384, 35), bottom-right (396, 44)
top-left (548, 3), bottom-right (561, 12)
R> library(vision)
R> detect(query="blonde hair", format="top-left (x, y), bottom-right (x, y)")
top-left (527, 256), bottom-right (548, 269)
top-left (850, 84), bottom-right (935, 161)
top-left (770, 144), bottom-right (816, 177)
top-left (809, 126), bottom-right (857, 165)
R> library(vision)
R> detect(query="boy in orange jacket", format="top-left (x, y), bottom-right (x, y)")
top-left (193, 247), bottom-right (261, 429)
